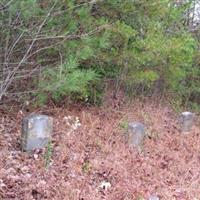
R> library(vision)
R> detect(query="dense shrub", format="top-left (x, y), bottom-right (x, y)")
top-left (0, 0), bottom-right (199, 107)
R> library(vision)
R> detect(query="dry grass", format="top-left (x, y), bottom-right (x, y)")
top-left (0, 99), bottom-right (200, 200)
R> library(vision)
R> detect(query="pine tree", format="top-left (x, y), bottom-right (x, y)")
top-left (1, 0), bottom-right (199, 107)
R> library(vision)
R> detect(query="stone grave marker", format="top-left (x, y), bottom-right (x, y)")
top-left (127, 122), bottom-right (146, 148)
top-left (179, 112), bottom-right (194, 133)
top-left (21, 114), bottom-right (53, 151)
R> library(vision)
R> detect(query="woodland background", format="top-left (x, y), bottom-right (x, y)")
top-left (1, 0), bottom-right (200, 109)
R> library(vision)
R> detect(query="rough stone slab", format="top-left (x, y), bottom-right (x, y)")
top-left (21, 114), bottom-right (53, 151)
top-left (179, 112), bottom-right (194, 133)
top-left (127, 122), bottom-right (146, 148)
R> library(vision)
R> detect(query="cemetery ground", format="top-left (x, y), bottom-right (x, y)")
top-left (1, 96), bottom-right (200, 200)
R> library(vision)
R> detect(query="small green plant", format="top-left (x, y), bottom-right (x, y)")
top-left (82, 161), bottom-right (92, 174)
top-left (44, 141), bottom-right (53, 168)
top-left (119, 119), bottom-right (129, 131)
top-left (170, 97), bottom-right (183, 113)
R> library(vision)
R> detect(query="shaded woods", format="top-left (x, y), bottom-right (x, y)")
top-left (0, 0), bottom-right (200, 108)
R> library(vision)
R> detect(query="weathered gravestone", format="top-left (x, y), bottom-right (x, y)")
top-left (21, 114), bottom-right (53, 151)
top-left (127, 122), bottom-right (146, 148)
top-left (179, 112), bottom-right (194, 133)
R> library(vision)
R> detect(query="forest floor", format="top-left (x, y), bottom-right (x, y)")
top-left (0, 95), bottom-right (200, 200)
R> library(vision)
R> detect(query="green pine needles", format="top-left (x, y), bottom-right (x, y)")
top-left (38, 54), bottom-right (99, 104)
top-left (1, 0), bottom-right (200, 108)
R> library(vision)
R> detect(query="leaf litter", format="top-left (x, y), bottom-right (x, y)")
top-left (0, 100), bottom-right (200, 199)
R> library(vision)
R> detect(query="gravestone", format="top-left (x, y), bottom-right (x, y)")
top-left (21, 114), bottom-right (53, 151)
top-left (127, 122), bottom-right (146, 148)
top-left (179, 112), bottom-right (194, 133)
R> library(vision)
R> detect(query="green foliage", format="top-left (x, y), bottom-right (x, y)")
top-left (82, 161), bottom-right (92, 174)
top-left (37, 55), bottom-right (99, 103)
top-left (8, 0), bottom-right (41, 20)
top-left (1, 0), bottom-right (199, 107)
top-left (115, 1), bottom-right (198, 100)
top-left (129, 28), bottom-right (196, 95)
top-left (44, 141), bottom-right (53, 168)
top-left (119, 119), bottom-right (129, 131)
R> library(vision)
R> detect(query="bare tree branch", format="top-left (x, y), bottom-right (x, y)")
top-left (0, 1), bottom-right (58, 100)
top-left (0, 0), bottom-right (14, 11)
top-left (23, 24), bottom-right (112, 61)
